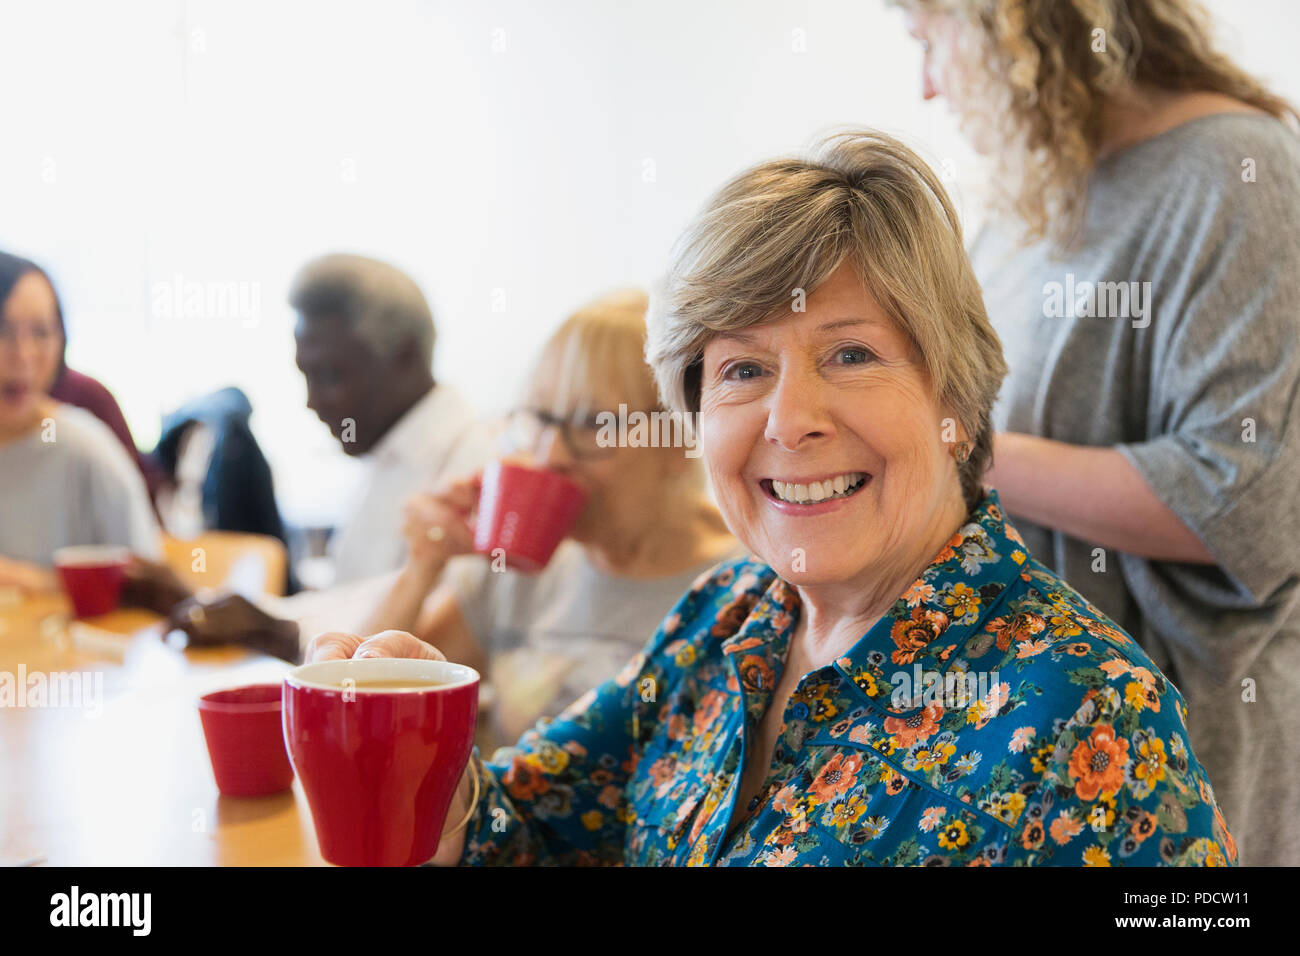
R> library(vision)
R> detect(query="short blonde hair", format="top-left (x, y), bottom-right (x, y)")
top-left (645, 129), bottom-right (1007, 511)
top-left (524, 288), bottom-right (657, 416)
top-left (526, 288), bottom-right (709, 492)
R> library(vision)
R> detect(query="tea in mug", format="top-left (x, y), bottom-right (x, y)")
top-left (341, 678), bottom-right (448, 690)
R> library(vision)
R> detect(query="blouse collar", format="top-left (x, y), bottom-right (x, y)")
top-left (720, 489), bottom-right (1031, 718)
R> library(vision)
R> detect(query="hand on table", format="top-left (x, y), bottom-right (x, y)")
top-left (0, 556), bottom-right (57, 595)
top-left (121, 555), bottom-right (194, 615)
top-left (167, 593), bottom-right (300, 663)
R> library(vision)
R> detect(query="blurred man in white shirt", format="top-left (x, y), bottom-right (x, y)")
top-left (290, 253), bottom-right (489, 584)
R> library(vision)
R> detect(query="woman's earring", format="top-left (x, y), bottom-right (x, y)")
top-left (954, 441), bottom-right (971, 464)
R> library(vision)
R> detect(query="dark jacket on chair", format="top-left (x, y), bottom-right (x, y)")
top-left (151, 387), bottom-right (296, 593)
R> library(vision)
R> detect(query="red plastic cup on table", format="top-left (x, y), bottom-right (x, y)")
top-left (52, 545), bottom-right (129, 618)
top-left (198, 683), bottom-right (295, 797)
top-left (282, 657), bottom-right (480, 867)
top-left (472, 461), bottom-right (587, 573)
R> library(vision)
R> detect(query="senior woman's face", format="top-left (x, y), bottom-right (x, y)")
top-left (698, 261), bottom-right (966, 587)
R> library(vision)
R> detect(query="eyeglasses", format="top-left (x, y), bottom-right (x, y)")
top-left (0, 321), bottom-right (60, 348)
top-left (504, 407), bottom-right (616, 461)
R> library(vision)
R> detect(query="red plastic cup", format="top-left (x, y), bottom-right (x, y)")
top-left (282, 657), bottom-right (480, 867)
top-left (198, 683), bottom-right (295, 797)
top-left (473, 461), bottom-right (587, 573)
top-left (53, 545), bottom-right (129, 618)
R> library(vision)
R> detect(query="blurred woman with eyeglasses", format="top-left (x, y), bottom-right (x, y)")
top-left (359, 289), bottom-right (740, 748)
top-left (0, 251), bottom-right (161, 593)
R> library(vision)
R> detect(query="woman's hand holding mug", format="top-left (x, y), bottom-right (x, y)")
top-left (401, 472), bottom-right (482, 584)
top-left (304, 628), bottom-right (448, 664)
top-left (300, 630), bottom-right (477, 866)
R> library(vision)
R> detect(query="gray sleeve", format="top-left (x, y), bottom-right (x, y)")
top-left (1116, 137), bottom-right (1300, 603)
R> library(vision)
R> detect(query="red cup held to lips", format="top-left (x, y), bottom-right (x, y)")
top-left (473, 461), bottom-right (587, 573)
top-left (53, 545), bottom-right (129, 618)
top-left (198, 683), bottom-right (295, 797)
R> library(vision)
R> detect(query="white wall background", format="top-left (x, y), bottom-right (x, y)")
top-left (2, 0), bottom-right (1295, 526)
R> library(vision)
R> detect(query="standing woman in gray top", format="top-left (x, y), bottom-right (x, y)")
top-left (899, 0), bottom-right (1300, 864)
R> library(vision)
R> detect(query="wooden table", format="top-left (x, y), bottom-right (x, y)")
top-left (0, 592), bottom-right (325, 866)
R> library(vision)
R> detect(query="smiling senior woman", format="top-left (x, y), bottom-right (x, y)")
top-left (307, 130), bottom-right (1234, 866)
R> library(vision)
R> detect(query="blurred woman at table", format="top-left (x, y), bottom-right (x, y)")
top-left (356, 289), bottom-right (742, 747)
top-left (0, 252), bottom-right (161, 592)
top-left (309, 131), bottom-right (1234, 867)
top-left (900, 0), bottom-right (1300, 865)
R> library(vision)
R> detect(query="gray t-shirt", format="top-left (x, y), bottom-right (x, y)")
top-left (970, 113), bottom-right (1300, 865)
top-left (0, 403), bottom-right (161, 564)
top-left (446, 539), bottom-right (745, 745)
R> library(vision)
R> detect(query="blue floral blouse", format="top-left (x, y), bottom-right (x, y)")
top-left (454, 490), bottom-right (1237, 866)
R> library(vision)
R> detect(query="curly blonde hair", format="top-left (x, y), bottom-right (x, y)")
top-left (896, 0), bottom-right (1299, 246)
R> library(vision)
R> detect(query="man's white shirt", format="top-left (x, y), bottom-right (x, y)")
top-left (327, 384), bottom-right (492, 584)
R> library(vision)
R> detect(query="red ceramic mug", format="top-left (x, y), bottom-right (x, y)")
top-left (198, 683), bottom-right (295, 797)
top-left (53, 545), bottom-right (129, 618)
top-left (282, 657), bottom-right (480, 867)
top-left (473, 461), bottom-right (587, 573)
